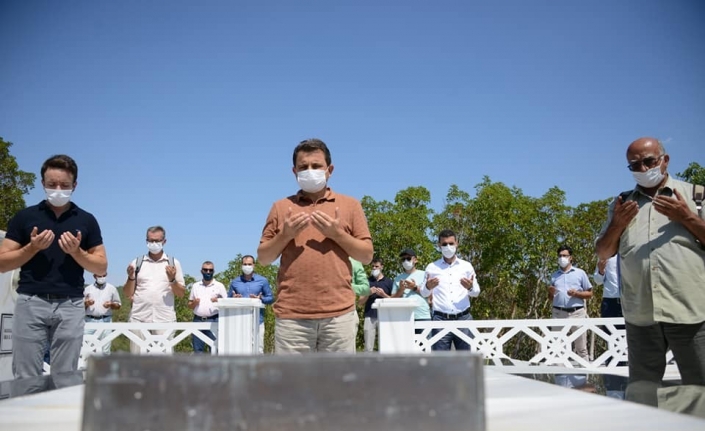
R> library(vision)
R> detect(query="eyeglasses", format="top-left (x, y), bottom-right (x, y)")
top-left (627, 155), bottom-right (664, 172)
top-left (201, 268), bottom-right (214, 273)
top-left (440, 242), bottom-right (455, 247)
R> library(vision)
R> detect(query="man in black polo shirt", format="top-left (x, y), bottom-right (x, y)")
top-left (0, 154), bottom-right (107, 382)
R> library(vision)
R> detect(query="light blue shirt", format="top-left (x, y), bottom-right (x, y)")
top-left (593, 255), bottom-right (620, 299)
top-left (229, 274), bottom-right (274, 324)
top-left (550, 266), bottom-right (592, 309)
top-left (391, 270), bottom-right (431, 320)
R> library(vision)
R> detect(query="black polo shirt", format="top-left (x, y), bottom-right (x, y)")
top-left (6, 200), bottom-right (103, 297)
top-left (363, 276), bottom-right (394, 319)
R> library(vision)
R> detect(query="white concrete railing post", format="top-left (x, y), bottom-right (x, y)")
top-left (373, 298), bottom-right (417, 354)
top-left (216, 298), bottom-right (263, 355)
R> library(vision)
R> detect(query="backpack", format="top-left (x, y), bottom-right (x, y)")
top-left (134, 254), bottom-right (175, 278)
top-left (693, 184), bottom-right (704, 218)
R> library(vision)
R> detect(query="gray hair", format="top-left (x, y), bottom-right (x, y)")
top-left (146, 225), bottom-right (166, 239)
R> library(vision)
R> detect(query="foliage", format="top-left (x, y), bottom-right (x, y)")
top-left (0, 137), bottom-right (36, 230)
top-left (676, 162), bottom-right (705, 186)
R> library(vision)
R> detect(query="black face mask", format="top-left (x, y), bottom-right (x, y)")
top-left (202, 272), bottom-right (214, 281)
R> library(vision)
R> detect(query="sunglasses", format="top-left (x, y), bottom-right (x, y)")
top-left (440, 242), bottom-right (455, 247)
top-left (627, 155), bottom-right (663, 172)
top-left (201, 268), bottom-right (214, 273)
top-left (400, 257), bottom-right (413, 262)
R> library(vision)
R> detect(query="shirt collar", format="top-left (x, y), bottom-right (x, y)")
top-left (632, 173), bottom-right (675, 199)
top-left (294, 187), bottom-right (336, 204)
top-left (145, 253), bottom-right (170, 263)
top-left (38, 200), bottom-right (78, 215)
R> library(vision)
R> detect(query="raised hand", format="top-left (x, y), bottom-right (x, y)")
top-left (611, 196), bottom-right (639, 230)
top-left (460, 275), bottom-right (475, 290)
top-left (30, 227), bottom-right (55, 251)
top-left (653, 189), bottom-right (693, 223)
top-left (103, 301), bottom-right (112, 308)
top-left (425, 275), bottom-right (440, 290)
top-left (165, 265), bottom-right (177, 281)
top-left (310, 207), bottom-right (341, 239)
top-left (282, 207), bottom-right (310, 240)
top-left (127, 264), bottom-right (136, 279)
top-left (58, 230), bottom-right (81, 255)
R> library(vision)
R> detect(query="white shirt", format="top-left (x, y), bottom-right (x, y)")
top-left (189, 280), bottom-right (227, 317)
top-left (128, 253), bottom-right (185, 323)
top-left (593, 255), bottom-right (620, 299)
top-left (420, 256), bottom-right (481, 314)
top-left (83, 282), bottom-right (121, 317)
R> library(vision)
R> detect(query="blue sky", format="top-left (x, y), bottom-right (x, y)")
top-left (1, 0), bottom-right (703, 286)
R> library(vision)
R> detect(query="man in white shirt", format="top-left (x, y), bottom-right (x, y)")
top-left (420, 229), bottom-right (480, 351)
top-left (83, 273), bottom-right (121, 355)
top-left (188, 261), bottom-right (227, 353)
top-left (123, 226), bottom-right (185, 353)
top-left (593, 255), bottom-right (622, 319)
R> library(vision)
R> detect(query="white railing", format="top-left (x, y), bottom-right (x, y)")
top-left (62, 298), bottom-right (677, 376)
top-left (56, 298), bottom-right (263, 372)
top-left (373, 298), bottom-right (677, 374)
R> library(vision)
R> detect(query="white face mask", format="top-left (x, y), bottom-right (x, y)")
top-left (558, 257), bottom-right (571, 268)
top-left (147, 241), bottom-right (164, 254)
top-left (632, 165), bottom-right (665, 188)
top-left (402, 260), bottom-right (414, 271)
top-left (297, 169), bottom-right (327, 193)
top-left (45, 188), bottom-right (72, 207)
top-left (371, 269), bottom-right (381, 278)
top-left (95, 277), bottom-right (107, 285)
top-left (242, 265), bottom-right (254, 275)
top-left (441, 245), bottom-right (456, 259)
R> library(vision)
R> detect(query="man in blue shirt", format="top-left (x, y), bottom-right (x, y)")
top-left (549, 245), bottom-right (593, 362)
top-left (229, 255), bottom-right (274, 353)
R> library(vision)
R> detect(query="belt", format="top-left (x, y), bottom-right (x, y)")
top-left (553, 306), bottom-right (584, 312)
top-left (35, 293), bottom-right (83, 301)
top-left (433, 308), bottom-right (471, 320)
top-left (194, 315), bottom-right (218, 321)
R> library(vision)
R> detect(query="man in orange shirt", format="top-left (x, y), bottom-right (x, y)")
top-left (258, 139), bottom-right (373, 354)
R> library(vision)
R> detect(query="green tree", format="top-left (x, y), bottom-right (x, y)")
top-left (0, 137), bottom-right (36, 229)
top-left (676, 162), bottom-right (705, 186)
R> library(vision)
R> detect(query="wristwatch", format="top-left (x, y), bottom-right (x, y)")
top-left (169, 279), bottom-right (176, 283)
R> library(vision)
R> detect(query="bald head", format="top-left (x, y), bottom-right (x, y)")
top-left (627, 137), bottom-right (665, 159)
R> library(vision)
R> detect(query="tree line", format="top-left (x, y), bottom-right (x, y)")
top-left (2, 136), bottom-right (703, 353)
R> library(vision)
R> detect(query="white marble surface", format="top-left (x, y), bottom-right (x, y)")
top-left (0, 370), bottom-right (703, 430)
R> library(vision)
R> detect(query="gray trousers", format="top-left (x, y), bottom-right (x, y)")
top-left (626, 321), bottom-right (705, 386)
top-left (12, 293), bottom-right (85, 379)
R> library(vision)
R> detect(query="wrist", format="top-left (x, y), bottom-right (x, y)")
top-left (128, 277), bottom-right (136, 281)
top-left (169, 279), bottom-right (177, 284)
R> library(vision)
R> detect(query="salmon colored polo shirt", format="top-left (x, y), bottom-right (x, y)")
top-left (260, 188), bottom-right (372, 319)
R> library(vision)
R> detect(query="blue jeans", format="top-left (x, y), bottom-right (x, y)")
top-left (431, 311), bottom-right (473, 351)
top-left (192, 315), bottom-right (218, 353)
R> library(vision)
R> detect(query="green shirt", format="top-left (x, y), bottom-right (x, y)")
top-left (599, 176), bottom-right (705, 326)
top-left (349, 258), bottom-right (370, 296)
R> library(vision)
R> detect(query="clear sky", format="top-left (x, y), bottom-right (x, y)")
top-left (1, 0), bottom-right (703, 286)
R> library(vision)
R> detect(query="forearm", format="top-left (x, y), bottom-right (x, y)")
top-left (0, 244), bottom-right (39, 273)
top-left (332, 233), bottom-right (373, 264)
top-left (680, 213), bottom-right (705, 244)
top-left (392, 288), bottom-right (405, 298)
top-left (187, 300), bottom-right (197, 310)
top-left (70, 248), bottom-right (107, 275)
top-left (123, 279), bottom-right (136, 298)
top-left (257, 233), bottom-right (291, 266)
top-left (170, 281), bottom-right (186, 298)
top-left (595, 225), bottom-right (623, 261)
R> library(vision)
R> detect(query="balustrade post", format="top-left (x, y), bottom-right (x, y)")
top-left (373, 298), bottom-right (417, 354)
top-left (216, 298), bottom-right (263, 354)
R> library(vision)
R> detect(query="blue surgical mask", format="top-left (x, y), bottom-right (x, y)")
top-left (202, 272), bottom-right (214, 281)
